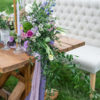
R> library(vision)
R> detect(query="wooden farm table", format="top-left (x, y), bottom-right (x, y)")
top-left (0, 35), bottom-right (85, 100)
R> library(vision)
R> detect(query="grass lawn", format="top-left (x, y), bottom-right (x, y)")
top-left (0, 0), bottom-right (100, 100)
top-left (0, 0), bottom-right (13, 14)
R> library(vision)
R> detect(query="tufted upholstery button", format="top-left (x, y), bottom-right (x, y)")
top-left (54, 0), bottom-right (100, 47)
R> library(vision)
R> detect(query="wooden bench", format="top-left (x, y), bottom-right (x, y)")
top-left (0, 36), bottom-right (85, 100)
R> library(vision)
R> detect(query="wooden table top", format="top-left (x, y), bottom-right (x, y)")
top-left (0, 36), bottom-right (85, 73)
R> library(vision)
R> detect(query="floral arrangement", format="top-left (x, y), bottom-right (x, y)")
top-left (22, 2), bottom-right (59, 56)
top-left (19, 0), bottom-right (68, 99)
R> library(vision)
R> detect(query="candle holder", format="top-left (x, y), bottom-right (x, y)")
top-left (13, 36), bottom-right (23, 54)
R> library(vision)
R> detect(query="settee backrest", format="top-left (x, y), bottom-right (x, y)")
top-left (54, 0), bottom-right (100, 47)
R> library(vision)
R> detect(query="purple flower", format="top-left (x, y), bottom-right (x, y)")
top-left (26, 16), bottom-right (32, 22)
top-left (9, 36), bottom-right (14, 42)
top-left (45, 9), bottom-right (50, 15)
top-left (31, 26), bottom-right (38, 34)
top-left (35, 26), bottom-right (38, 31)
top-left (27, 30), bottom-right (34, 38)
top-left (49, 40), bottom-right (54, 45)
top-left (40, 1), bottom-right (48, 8)
top-left (50, 21), bottom-right (55, 25)
top-left (50, 9), bottom-right (53, 12)
top-left (24, 40), bottom-right (28, 49)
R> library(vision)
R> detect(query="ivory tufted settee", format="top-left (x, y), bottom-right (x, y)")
top-left (54, 0), bottom-right (100, 94)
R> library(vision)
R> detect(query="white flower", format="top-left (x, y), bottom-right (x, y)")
top-left (25, 4), bottom-right (33, 13)
top-left (36, 31), bottom-right (41, 37)
top-left (45, 37), bottom-right (51, 42)
top-left (39, 24), bottom-right (44, 31)
top-left (49, 55), bottom-right (54, 61)
top-left (30, 36), bottom-right (36, 42)
top-left (0, 11), bottom-right (8, 16)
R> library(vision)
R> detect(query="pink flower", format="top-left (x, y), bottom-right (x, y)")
top-left (27, 30), bottom-right (34, 38)
top-left (54, 26), bottom-right (57, 29)
top-left (21, 32), bottom-right (27, 40)
top-left (48, 27), bottom-right (54, 32)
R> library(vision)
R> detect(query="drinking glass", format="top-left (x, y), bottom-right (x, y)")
top-left (13, 36), bottom-right (23, 54)
top-left (1, 29), bottom-right (10, 50)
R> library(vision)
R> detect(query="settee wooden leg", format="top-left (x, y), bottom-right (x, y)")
top-left (90, 73), bottom-right (96, 98)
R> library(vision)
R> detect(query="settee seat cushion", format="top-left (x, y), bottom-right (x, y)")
top-left (67, 45), bottom-right (100, 73)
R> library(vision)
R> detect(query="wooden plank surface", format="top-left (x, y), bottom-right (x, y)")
top-left (8, 81), bottom-right (25, 100)
top-left (0, 36), bottom-right (85, 73)
top-left (0, 49), bottom-right (34, 73)
top-left (56, 35), bottom-right (85, 52)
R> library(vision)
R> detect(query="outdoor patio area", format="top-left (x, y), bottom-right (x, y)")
top-left (0, 0), bottom-right (100, 100)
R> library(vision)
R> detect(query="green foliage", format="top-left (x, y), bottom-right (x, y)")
top-left (0, 0), bottom-right (13, 14)
top-left (23, 21), bottom-right (33, 33)
top-left (0, 16), bottom-right (8, 29)
top-left (10, 31), bottom-right (17, 39)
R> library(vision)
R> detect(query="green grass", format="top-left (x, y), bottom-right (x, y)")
top-left (4, 76), bottom-right (18, 92)
top-left (0, 0), bottom-right (13, 14)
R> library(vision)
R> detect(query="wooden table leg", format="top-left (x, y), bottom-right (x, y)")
top-left (0, 64), bottom-right (34, 100)
top-left (25, 64), bottom-right (31, 97)
top-left (20, 64), bottom-right (32, 100)
top-left (0, 72), bottom-right (10, 88)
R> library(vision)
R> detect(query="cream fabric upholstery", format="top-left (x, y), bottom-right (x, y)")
top-left (54, 0), bottom-right (100, 47)
top-left (54, 0), bottom-right (100, 73)
top-left (68, 45), bottom-right (100, 73)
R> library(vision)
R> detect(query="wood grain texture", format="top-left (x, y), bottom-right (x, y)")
top-left (90, 73), bottom-right (96, 98)
top-left (0, 49), bottom-right (34, 73)
top-left (8, 81), bottom-right (25, 100)
top-left (24, 64), bottom-right (31, 97)
top-left (0, 72), bottom-right (10, 88)
top-left (56, 35), bottom-right (85, 52)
